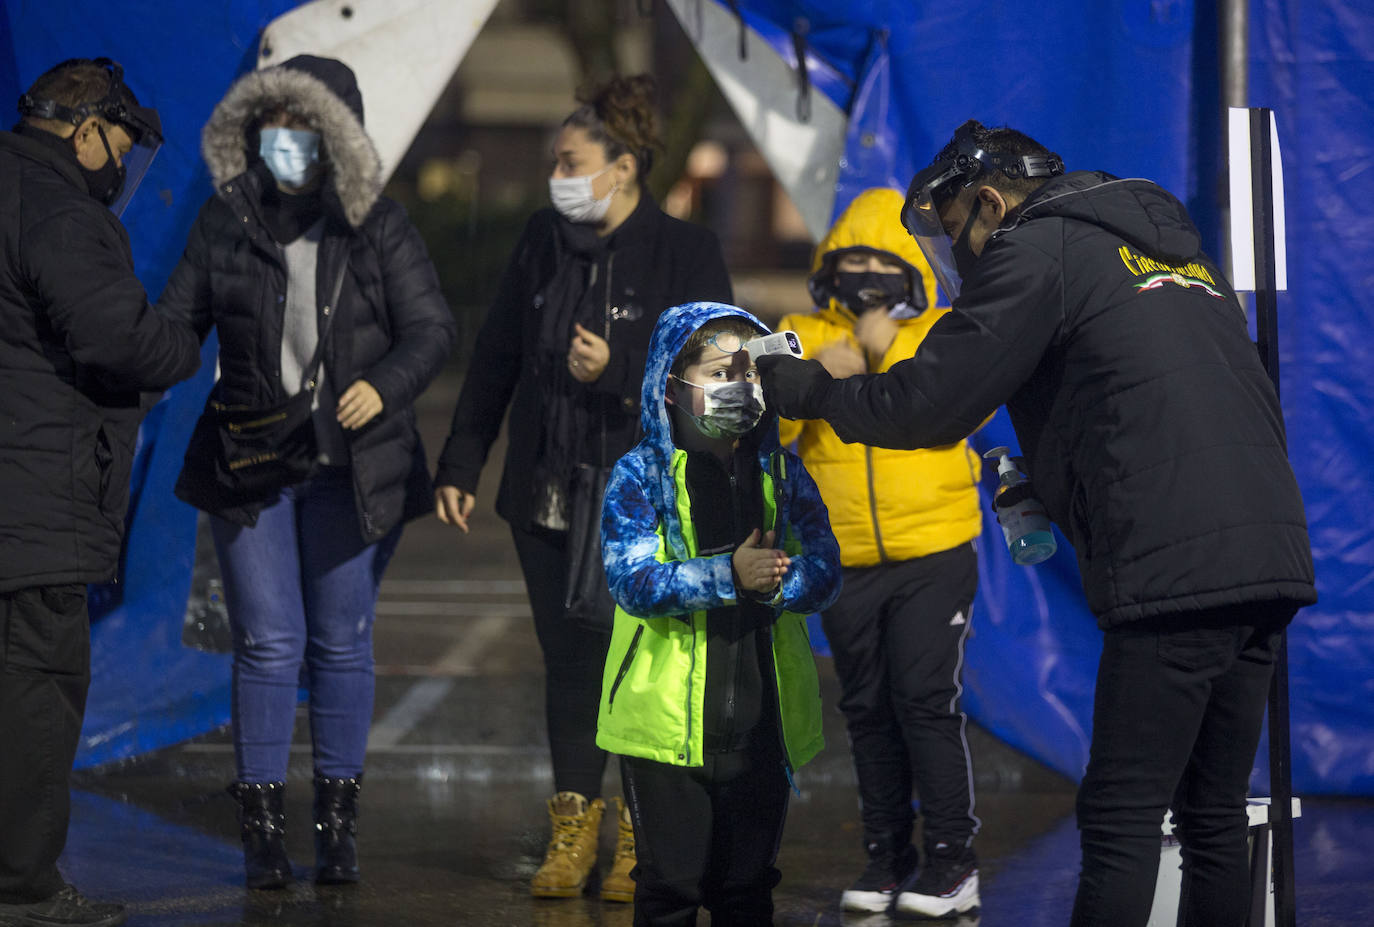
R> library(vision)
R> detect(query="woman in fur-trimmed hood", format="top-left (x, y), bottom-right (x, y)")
top-left (158, 54), bottom-right (455, 891)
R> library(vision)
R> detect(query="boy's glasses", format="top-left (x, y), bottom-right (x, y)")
top-left (704, 332), bottom-right (746, 354)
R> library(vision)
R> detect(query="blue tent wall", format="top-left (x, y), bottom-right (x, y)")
top-left (0, 1), bottom-right (300, 767)
top-left (728, 0), bottom-right (1372, 795)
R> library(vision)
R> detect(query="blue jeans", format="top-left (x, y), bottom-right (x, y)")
top-left (1070, 601), bottom-right (1295, 927)
top-left (211, 467), bottom-right (400, 783)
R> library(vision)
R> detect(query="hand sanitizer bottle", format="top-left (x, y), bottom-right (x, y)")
top-left (983, 447), bottom-right (1057, 566)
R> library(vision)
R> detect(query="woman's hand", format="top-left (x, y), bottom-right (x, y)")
top-left (568, 322), bottom-right (610, 383)
top-left (435, 485), bottom-right (476, 533)
top-left (732, 529), bottom-right (791, 595)
top-left (337, 379), bottom-right (384, 430)
top-left (813, 340), bottom-right (867, 379)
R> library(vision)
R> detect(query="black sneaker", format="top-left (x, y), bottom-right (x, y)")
top-left (894, 846), bottom-right (980, 918)
top-left (0, 884), bottom-right (127, 927)
top-left (840, 841), bottom-right (919, 913)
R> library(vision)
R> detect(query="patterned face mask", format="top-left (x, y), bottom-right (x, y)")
top-left (672, 377), bottom-right (766, 439)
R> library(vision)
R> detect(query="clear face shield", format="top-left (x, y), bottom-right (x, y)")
top-left (106, 105), bottom-right (163, 218)
top-left (901, 160), bottom-right (969, 302)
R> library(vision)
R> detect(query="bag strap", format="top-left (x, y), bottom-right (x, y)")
top-left (300, 260), bottom-right (348, 393)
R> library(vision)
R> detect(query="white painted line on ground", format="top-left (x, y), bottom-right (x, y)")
top-left (368, 678), bottom-right (455, 749)
top-left (181, 743), bottom-right (547, 755)
top-left (375, 600), bottom-right (532, 618)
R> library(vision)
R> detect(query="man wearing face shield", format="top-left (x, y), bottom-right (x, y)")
top-left (0, 58), bottom-right (200, 927)
top-left (758, 120), bottom-right (1315, 927)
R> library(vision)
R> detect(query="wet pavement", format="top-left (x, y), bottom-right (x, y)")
top-left (65, 366), bottom-right (1374, 926)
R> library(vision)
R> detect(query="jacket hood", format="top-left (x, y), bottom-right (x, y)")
top-left (806, 187), bottom-right (941, 319)
top-left (1010, 170), bottom-right (1202, 262)
top-left (201, 55), bottom-right (381, 227)
top-left (638, 302), bottom-right (779, 550)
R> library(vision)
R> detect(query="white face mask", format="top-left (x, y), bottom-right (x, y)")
top-left (548, 163), bottom-right (617, 224)
top-left (259, 126), bottom-right (320, 189)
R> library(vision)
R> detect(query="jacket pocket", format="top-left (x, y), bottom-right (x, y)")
top-left (606, 624), bottom-right (644, 713)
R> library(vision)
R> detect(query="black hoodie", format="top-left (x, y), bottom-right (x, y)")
top-left (812, 171), bottom-right (1316, 626)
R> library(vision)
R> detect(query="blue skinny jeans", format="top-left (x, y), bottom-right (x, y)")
top-left (211, 467), bottom-right (399, 783)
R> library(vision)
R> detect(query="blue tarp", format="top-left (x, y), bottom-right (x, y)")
top-left (2, 1), bottom-right (1369, 793)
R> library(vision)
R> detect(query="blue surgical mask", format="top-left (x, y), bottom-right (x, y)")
top-left (259, 126), bottom-right (320, 188)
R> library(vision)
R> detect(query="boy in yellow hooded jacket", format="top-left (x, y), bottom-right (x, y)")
top-left (776, 187), bottom-right (983, 918)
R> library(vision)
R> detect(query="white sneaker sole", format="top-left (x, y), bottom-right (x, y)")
top-left (894, 869), bottom-right (980, 917)
top-left (840, 887), bottom-right (898, 913)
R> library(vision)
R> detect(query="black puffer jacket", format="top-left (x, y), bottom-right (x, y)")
top-left (435, 195), bottom-right (731, 529)
top-left (0, 126), bottom-right (201, 592)
top-left (159, 57), bottom-right (455, 541)
top-left (811, 171), bottom-right (1316, 626)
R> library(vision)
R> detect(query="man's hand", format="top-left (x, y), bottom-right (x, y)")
top-left (337, 379), bottom-right (384, 430)
top-left (756, 354), bottom-right (833, 420)
top-left (732, 529), bottom-right (790, 595)
top-left (434, 485), bottom-right (476, 533)
top-left (568, 323), bottom-right (610, 383)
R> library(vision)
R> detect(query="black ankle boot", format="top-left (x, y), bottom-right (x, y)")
top-left (313, 774), bottom-right (362, 884)
top-left (228, 781), bottom-right (293, 890)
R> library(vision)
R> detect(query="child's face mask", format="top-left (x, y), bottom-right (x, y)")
top-left (671, 376), bottom-right (766, 439)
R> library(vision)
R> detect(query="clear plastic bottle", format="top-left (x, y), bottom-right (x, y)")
top-left (983, 447), bottom-right (1057, 566)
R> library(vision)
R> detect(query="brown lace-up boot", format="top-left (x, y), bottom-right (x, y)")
top-left (599, 796), bottom-right (636, 903)
top-left (530, 790), bottom-right (604, 897)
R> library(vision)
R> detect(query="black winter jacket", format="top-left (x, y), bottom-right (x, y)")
top-left (159, 59), bottom-right (455, 542)
top-left (435, 196), bottom-right (731, 530)
top-left (810, 172), bottom-right (1316, 626)
top-left (0, 127), bottom-right (201, 592)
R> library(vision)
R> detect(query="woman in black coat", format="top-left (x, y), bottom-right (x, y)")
top-left (158, 55), bottom-right (454, 889)
top-left (432, 75), bottom-right (731, 901)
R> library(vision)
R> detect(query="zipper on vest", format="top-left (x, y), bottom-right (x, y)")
top-left (681, 619), bottom-right (697, 764)
top-left (606, 624), bottom-right (643, 713)
top-left (865, 446), bottom-right (889, 563)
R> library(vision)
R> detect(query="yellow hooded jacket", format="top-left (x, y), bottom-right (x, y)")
top-left (777, 188), bottom-right (983, 567)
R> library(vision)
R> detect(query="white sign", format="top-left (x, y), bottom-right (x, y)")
top-left (1228, 107), bottom-right (1288, 292)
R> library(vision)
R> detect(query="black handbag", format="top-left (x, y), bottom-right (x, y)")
top-left (201, 262), bottom-right (347, 504)
top-left (563, 462), bottom-right (617, 632)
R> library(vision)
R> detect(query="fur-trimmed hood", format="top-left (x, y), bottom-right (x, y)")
top-left (201, 55), bottom-right (381, 227)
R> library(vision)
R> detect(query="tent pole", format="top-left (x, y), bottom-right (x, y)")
top-left (1249, 106), bottom-right (1298, 927)
top-left (1219, 0), bottom-right (1247, 282)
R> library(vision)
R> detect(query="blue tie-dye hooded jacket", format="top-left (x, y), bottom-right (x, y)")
top-left (595, 301), bottom-right (841, 770)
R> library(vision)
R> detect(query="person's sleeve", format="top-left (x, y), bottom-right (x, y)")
top-left (589, 224), bottom-right (733, 400)
top-left (433, 218), bottom-right (536, 492)
top-left (774, 313), bottom-right (808, 447)
top-left (30, 208), bottom-right (201, 391)
top-left (600, 460), bottom-right (739, 619)
top-left (359, 205), bottom-right (457, 411)
top-left (156, 201), bottom-right (217, 342)
top-left (815, 234), bottom-right (1063, 449)
top-left (774, 454), bottom-right (841, 614)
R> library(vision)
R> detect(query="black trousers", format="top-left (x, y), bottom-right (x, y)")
top-left (1070, 601), bottom-right (1296, 927)
top-left (820, 543), bottom-right (979, 852)
top-left (621, 735), bottom-right (789, 927)
top-left (511, 525), bottom-right (612, 798)
top-left (0, 585), bottom-right (89, 903)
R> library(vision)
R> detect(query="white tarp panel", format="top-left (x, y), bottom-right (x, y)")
top-left (258, 0), bottom-right (500, 182)
top-left (664, 0), bottom-right (845, 242)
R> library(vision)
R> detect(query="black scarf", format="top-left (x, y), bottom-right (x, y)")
top-left (531, 214), bottom-right (610, 508)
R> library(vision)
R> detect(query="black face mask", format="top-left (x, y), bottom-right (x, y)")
top-left (77, 124), bottom-right (127, 207)
top-left (831, 271), bottom-right (909, 313)
top-left (950, 195), bottom-right (984, 283)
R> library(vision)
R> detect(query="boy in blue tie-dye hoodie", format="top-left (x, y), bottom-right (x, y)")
top-left (597, 301), bottom-right (841, 923)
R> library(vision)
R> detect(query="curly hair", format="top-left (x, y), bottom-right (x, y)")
top-left (563, 74), bottom-right (662, 186)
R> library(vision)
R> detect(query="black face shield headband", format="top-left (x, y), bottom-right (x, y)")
top-left (899, 125), bottom-right (1064, 300)
top-left (18, 57), bottom-right (164, 216)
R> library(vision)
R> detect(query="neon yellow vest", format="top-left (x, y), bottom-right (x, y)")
top-left (595, 448), bottom-right (825, 770)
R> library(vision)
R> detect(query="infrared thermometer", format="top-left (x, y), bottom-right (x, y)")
top-left (744, 331), bottom-right (804, 362)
